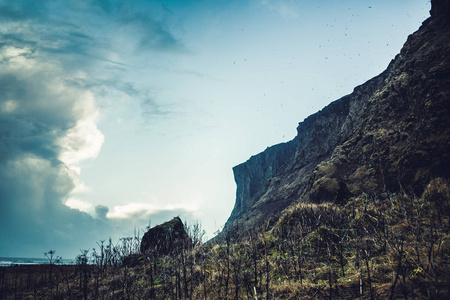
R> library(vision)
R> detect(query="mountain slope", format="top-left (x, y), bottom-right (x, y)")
top-left (224, 0), bottom-right (450, 233)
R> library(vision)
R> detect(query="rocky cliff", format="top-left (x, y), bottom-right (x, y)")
top-left (231, 139), bottom-right (297, 221)
top-left (224, 0), bottom-right (450, 234)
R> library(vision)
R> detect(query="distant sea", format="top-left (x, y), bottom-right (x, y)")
top-left (0, 257), bottom-right (75, 267)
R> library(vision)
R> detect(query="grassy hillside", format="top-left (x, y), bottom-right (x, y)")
top-left (1, 178), bottom-right (448, 299)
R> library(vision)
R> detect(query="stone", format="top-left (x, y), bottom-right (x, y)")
top-left (140, 217), bottom-right (191, 256)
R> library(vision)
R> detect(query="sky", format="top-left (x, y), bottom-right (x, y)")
top-left (0, 0), bottom-right (430, 259)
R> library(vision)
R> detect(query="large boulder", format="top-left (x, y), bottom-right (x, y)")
top-left (140, 217), bottom-right (191, 256)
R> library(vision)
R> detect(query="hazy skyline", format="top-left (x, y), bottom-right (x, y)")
top-left (0, 0), bottom-right (430, 258)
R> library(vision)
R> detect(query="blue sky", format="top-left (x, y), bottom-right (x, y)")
top-left (0, 0), bottom-right (430, 258)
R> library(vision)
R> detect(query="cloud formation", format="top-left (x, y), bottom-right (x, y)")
top-left (107, 202), bottom-right (195, 220)
top-left (0, 0), bottom-right (185, 258)
top-left (0, 42), bottom-right (105, 256)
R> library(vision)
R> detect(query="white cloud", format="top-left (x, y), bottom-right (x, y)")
top-left (65, 198), bottom-right (93, 212)
top-left (1, 45), bottom-right (31, 59)
top-left (0, 45), bottom-right (37, 71)
top-left (107, 202), bottom-right (194, 220)
top-left (107, 203), bottom-right (160, 219)
top-left (58, 105), bottom-right (104, 166)
top-left (1, 100), bottom-right (18, 113)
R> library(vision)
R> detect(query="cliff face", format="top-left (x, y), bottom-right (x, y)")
top-left (231, 139), bottom-right (297, 221)
top-left (224, 0), bottom-right (450, 233)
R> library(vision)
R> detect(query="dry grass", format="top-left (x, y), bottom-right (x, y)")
top-left (1, 178), bottom-right (449, 299)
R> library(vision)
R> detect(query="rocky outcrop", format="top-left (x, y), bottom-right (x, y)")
top-left (223, 0), bottom-right (450, 234)
top-left (230, 139), bottom-right (297, 221)
top-left (225, 64), bottom-right (393, 232)
top-left (140, 217), bottom-right (191, 256)
top-left (430, 0), bottom-right (450, 24)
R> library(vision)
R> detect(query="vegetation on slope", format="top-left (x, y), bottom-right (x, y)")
top-left (1, 178), bottom-right (448, 299)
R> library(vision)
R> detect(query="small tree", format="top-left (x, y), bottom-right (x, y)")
top-left (44, 250), bottom-right (57, 297)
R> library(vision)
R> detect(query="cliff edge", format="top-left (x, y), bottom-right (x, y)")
top-left (224, 0), bottom-right (450, 234)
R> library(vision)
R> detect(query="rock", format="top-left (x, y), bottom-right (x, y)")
top-left (230, 139), bottom-right (297, 220)
top-left (222, 0), bottom-right (450, 236)
top-left (140, 217), bottom-right (191, 256)
top-left (430, 0), bottom-right (450, 24)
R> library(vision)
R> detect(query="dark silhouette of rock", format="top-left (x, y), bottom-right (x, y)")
top-left (140, 217), bottom-right (191, 256)
top-left (223, 0), bottom-right (450, 235)
top-left (430, 0), bottom-right (450, 24)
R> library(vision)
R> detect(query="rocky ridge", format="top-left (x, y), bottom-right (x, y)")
top-left (224, 0), bottom-right (450, 233)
